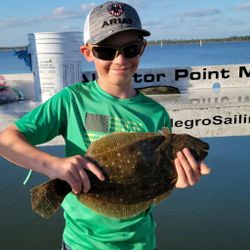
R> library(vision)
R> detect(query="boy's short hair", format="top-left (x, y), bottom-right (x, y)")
top-left (84, 1), bottom-right (150, 44)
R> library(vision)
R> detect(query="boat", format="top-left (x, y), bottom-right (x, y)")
top-left (1, 63), bottom-right (250, 141)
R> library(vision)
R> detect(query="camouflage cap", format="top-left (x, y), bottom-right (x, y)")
top-left (84, 1), bottom-right (150, 44)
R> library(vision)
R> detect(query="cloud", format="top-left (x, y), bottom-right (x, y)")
top-left (0, 3), bottom-right (96, 28)
top-left (0, 18), bottom-right (34, 28)
top-left (40, 7), bottom-right (81, 21)
top-left (181, 8), bottom-right (221, 17)
top-left (40, 3), bottom-right (96, 21)
top-left (80, 3), bottom-right (96, 11)
top-left (122, 0), bottom-right (148, 9)
top-left (235, 2), bottom-right (250, 11)
top-left (224, 17), bottom-right (247, 26)
top-left (157, 13), bottom-right (250, 40)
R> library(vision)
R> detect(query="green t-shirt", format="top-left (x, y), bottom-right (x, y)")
top-left (15, 81), bottom-right (171, 250)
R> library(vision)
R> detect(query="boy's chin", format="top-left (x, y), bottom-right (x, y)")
top-left (111, 76), bottom-right (133, 86)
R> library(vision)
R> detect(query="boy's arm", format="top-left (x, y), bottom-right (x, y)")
top-left (0, 125), bottom-right (104, 193)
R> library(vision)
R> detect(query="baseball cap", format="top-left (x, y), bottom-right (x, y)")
top-left (84, 1), bottom-right (150, 44)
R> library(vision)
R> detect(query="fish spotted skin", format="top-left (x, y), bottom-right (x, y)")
top-left (30, 128), bottom-right (209, 219)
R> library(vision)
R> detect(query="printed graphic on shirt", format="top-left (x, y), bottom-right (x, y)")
top-left (84, 112), bottom-right (145, 144)
top-left (110, 117), bottom-right (144, 132)
top-left (85, 113), bottom-right (109, 133)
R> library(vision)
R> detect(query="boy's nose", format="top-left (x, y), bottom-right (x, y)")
top-left (113, 52), bottom-right (127, 63)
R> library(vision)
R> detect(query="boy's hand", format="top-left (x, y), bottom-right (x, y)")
top-left (174, 148), bottom-right (211, 188)
top-left (47, 155), bottom-right (105, 194)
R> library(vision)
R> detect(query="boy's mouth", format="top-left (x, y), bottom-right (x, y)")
top-left (111, 67), bottom-right (130, 72)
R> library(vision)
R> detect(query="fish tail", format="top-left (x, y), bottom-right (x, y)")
top-left (30, 179), bottom-right (71, 219)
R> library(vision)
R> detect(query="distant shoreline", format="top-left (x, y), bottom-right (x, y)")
top-left (147, 36), bottom-right (250, 46)
top-left (0, 35), bottom-right (249, 51)
top-left (0, 46), bottom-right (27, 51)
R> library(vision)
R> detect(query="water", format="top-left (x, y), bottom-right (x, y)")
top-left (141, 41), bottom-right (250, 68)
top-left (0, 146), bottom-right (65, 250)
top-left (1, 137), bottom-right (250, 250)
top-left (0, 51), bottom-right (31, 74)
top-left (1, 42), bottom-right (250, 249)
top-left (155, 136), bottom-right (250, 250)
top-left (1, 41), bottom-right (250, 74)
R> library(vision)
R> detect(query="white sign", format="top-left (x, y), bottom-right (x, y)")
top-left (1, 64), bottom-right (250, 140)
top-left (152, 87), bottom-right (250, 138)
top-left (82, 64), bottom-right (250, 91)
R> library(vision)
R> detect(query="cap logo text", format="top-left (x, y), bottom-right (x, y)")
top-left (102, 18), bottom-right (132, 28)
top-left (107, 3), bottom-right (124, 17)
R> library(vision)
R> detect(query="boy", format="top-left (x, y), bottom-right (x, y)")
top-left (0, 1), bottom-right (210, 250)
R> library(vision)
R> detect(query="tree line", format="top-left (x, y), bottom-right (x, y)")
top-left (1, 36), bottom-right (250, 50)
top-left (147, 35), bottom-right (250, 45)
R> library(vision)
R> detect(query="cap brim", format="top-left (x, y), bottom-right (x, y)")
top-left (87, 28), bottom-right (151, 44)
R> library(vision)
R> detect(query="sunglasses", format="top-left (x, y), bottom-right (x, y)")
top-left (89, 39), bottom-right (145, 61)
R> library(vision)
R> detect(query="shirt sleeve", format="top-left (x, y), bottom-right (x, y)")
top-left (15, 89), bottom-right (69, 145)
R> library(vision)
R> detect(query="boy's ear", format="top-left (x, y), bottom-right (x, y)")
top-left (80, 45), bottom-right (94, 62)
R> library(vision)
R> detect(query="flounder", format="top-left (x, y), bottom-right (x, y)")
top-left (30, 128), bottom-right (209, 219)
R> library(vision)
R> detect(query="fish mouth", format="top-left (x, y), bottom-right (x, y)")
top-left (200, 147), bottom-right (209, 159)
top-left (203, 143), bottom-right (210, 151)
top-left (203, 149), bottom-right (209, 156)
top-left (194, 143), bottom-right (209, 160)
top-left (203, 146), bottom-right (209, 153)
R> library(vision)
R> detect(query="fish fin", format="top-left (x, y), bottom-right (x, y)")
top-left (30, 179), bottom-right (71, 219)
top-left (161, 127), bottom-right (171, 136)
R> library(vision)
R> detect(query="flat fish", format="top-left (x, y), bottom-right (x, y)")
top-left (30, 128), bottom-right (209, 219)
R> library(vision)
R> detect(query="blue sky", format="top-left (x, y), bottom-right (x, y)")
top-left (0, 0), bottom-right (250, 46)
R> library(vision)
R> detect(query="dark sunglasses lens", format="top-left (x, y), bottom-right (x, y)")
top-left (92, 40), bottom-right (143, 60)
top-left (92, 47), bottom-right (116, 60)
top-left (123, 43), bottom-right (142, 58)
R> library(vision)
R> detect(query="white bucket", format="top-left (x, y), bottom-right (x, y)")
top-left (28, 32), bottom-right (83, 102)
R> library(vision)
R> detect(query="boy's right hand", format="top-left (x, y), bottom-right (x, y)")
top-left (0, 125), bottom-right (104, 194)
top-left (46, 155), bottom-right (105, 194)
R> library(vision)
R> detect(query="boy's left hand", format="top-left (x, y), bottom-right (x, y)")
top-left (174, 148), bottom-right (211, 188)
